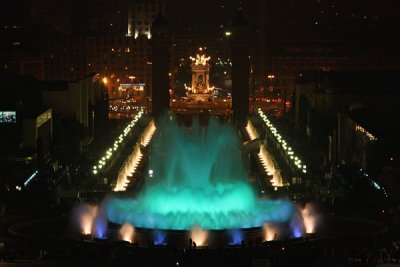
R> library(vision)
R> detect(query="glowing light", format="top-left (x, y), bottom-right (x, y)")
top-left (302, 203), bottom-right (318, 234)
top-left (246, 120), bottom-right (259, 140)
top-left (94, 214), bottom-right (108, 239)
top-left (77, 205), bottom-right (98, 235)
top-left (355, 124), bottom-right (377, 141)
top-left (290, 213), bottom-right (305, 238)
top-left (102, 77), bottom-right (108, 84)
top-left (225, 31), bottom-right (232, 36)
top-left (190, 51), bottom-right (210, 66)
top-left (119, 223), bottom-right (135, 243)
top-left (263, 223), bottom-right (278, 241)
top-left (258, 110), bottom-right (306, 177)
top-left (93, 110), bottom-right (144, 176)
top-left (81, 213), bottom-right (93, 235)
top-left (24, 171), bottom-right (38, 187)
top-left (229, 229), bottom-right (243, 245)
top-left (153, 230), bottom-right (166, 245)
top-left (191, 226), bottom-right (208, 247)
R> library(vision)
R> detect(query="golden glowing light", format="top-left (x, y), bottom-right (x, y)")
top-left (190, 226), bottom-right (208, 247)
top-left (119, 223), bottom-right (135, 243)
top-left (302, 203), bottom-right (317, 234)
top-left (102, 77), bottom-right (108, 84)
top-left (190, 52), bottom-right (211, 66)
top-left (80, 205), bottom-right (97, 235)
top-left (263, 223), bottom-right (278, 241)
top-left (355, 124), bottom-right (377, 141)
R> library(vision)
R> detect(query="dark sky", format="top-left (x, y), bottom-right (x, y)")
top-left (2, 0), bottom-right (400, 39)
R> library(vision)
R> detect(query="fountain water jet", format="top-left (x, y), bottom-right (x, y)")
top-left (153, 230), bottom-right (166, 245)
top-left (104, 116), bottom-right (295, 230)
top-left (246, 120), bottom-right (283, 187)
top-left (229, 229), bottom-right (243, 245)
top-left (191, 226), bottom-right (208, 247)
top-left (119, 223), bottom-right (135, 243)
top-left (263, 223), bottom-right (278, 241)
top-left (302, 203), bottom-right (318, 234)
top-left (114, 120), bottom-right (156, 192)
top-left (93, 213), bottom-right (108, 239)
top-left (75, 204), bottom-right (97, 235)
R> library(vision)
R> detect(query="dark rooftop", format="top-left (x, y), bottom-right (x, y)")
top-left (152, 12), bottom-right (169, 28)
top-left (233, 10), bottom-right (248, 28)
top-left (297, 71), bottom-right (400, 94)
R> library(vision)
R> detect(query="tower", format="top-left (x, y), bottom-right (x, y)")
top-left (231, 11), bottom-right (250, 125)
top-left (151, 12), bottom-right (171, 118)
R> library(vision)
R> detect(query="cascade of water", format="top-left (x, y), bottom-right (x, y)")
top-left (245, 120), bottom-right (283, 187)
top-left (114, 120), bottom-right (156, 192)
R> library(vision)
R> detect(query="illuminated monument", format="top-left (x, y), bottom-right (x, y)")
top-left (188, 48), bottom-right (213, 102)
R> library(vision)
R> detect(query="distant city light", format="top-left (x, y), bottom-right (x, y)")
top-left (93, 109), bottom-right (144, 176)
top-left (24, 171), bottom-right (39, 187)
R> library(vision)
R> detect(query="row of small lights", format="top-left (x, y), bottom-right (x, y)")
top-left (359, 168), bottom-right (388, 198)
top-left (92, 109), bottom-right (144, 175)
top-left (258, 108), bottom-right (307, 174)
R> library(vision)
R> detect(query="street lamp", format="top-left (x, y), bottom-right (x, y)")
top-left (267, 74), bottom-right (275, 94)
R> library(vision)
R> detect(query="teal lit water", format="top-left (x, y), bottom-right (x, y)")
top-left (104, 116), bottom-right (294, 230)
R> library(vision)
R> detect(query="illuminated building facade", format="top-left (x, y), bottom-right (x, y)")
top-left (127, 0), bottom-right (165, 39)
top-left (31, 34), bottom-right (151, 99)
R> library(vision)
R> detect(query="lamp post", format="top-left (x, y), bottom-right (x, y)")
top-left (267, 74), bottom-right (275, 110)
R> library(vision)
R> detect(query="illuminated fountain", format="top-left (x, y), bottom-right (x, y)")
top-left (190, 226), bottom-right (208, 247)
top-left (246, 120), bottom-right (283, 187)
top-left (114, 120), bottom-right (156, 191)
top-left (76, 204), bottom-right (97, 235)
top-left (104, 116), bottom-right (295, 231)
top-left (301, 203), bottom-right (319, 234)
top-left (119, 223), bottom-right (135, 243)
top-left (18, 114), bottom-right (388, 248)
top-left (263, 223), bottom-right (279, 241)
